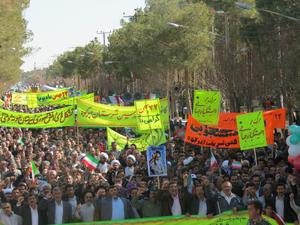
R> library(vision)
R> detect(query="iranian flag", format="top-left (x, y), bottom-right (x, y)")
top-left (82, 153), bottom-right (99, 170)
top-left (29, 161), bottom-right (40, 180)
top-left (231, 161), bottom-right (242, 170)
top-left (210, 153), bottom-right (218, 172)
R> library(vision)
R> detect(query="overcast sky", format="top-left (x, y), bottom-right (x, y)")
top-left (22, 0), bottom-right (145, 72)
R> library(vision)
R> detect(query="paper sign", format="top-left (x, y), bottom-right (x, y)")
top-left (237, 111), bottom-right (267, 150)
top-left (193, 90), bottom-right (221, 125)
top-left (135, 99), bottom-right (162, 131)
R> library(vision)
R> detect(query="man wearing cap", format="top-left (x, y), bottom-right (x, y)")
top-left (97, 152), bottom-right (109, 174)
top-left (125, 155), bottom-right (136, 177)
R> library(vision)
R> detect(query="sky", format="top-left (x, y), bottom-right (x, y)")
top-left (22, 0), bottom-right (145, 72)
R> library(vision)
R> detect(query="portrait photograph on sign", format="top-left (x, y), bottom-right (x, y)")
top-left (147, 145), bottom-right (167, 177)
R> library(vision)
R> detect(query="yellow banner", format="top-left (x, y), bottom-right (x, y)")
top-left (37, 89), bottom-right (69, 106)
top-left (0, 106), bottom-right (75, 128)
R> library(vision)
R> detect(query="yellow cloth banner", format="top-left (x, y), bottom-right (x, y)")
top-left (135, 99), bottom-right (162, 131)
top-left (37, 89), bottom-right (69, 106)
top-left (0, 99), bottom-right (4, 106)
top-left (107, 128), bottom-right (166, 151)
top-left (0, 106), bottom-right (75, 128)
top-left (11, 92), bottom-right (28, 105)
top-left (48, 93), bottom-right (94, 106)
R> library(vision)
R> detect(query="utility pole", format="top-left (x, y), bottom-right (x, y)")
top-left (96, 31), bottom-right (112, 46)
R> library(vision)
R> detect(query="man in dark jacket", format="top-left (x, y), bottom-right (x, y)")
top-left (268, 182), bottom-right (297, 223)
top-left (158, 182), bottom-right (189, 216)
top-left (47, 187), bottom-right (73, 224)
top-left (17, 194), bottom-right (43, 225)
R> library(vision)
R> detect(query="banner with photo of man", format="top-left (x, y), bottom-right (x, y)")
top-left (147, 145), bottom-right (167, 177)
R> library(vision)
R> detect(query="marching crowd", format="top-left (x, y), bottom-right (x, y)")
top-left (0, 103), bottom-right (298, 225)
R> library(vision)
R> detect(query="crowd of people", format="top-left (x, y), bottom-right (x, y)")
top-left (0, 103), bottom-right (298, 225)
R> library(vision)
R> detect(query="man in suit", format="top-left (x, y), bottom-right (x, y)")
top-left (17, 194), bottom-right (43, 225)
top-left (95, 185), bottom-right (136, 221)
top-left (158, 182), bottom-right (188, 216)
top-left (268, 182), bottom-right (297, 223)
top-left (0, 202), bottom-right (22, 225)
top-left (47, 187), bottom-right (73, 224)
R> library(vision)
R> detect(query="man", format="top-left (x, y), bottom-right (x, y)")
top-left (63, 185), bottom-right (78, 216)
top-left (243, 182), bottom-right (259, 206)
top-left (95, 185), bottom-right (136, 221)
top-left (47, 187), bottom-right (72, 224)
top-left (247, 200), bottom-right (271, 225)
top-left (97, 152), bottom-right (109, 174)
top-left (125, 155), bottom-right (136, 177)
top-left (0, 202), bottom-right (22, 225)
top-left (131, 188), bottom-right (162, 217)
top-left (188, 184), bottom-right (216, 216)
top-left (111, 142), bottom-right (121, 159)
top-left (17, 194), bottom-right (43, 225)
top-left (269, 182), bottom-right (297, 223)
top-left (107, 160), bottom-right (121, 185)
top-left (209, 181), bottom-right (244, 213)
top-left (159, 182), bottom-right (188, 216)
top-left (74, 191), bottom-right (95, 222)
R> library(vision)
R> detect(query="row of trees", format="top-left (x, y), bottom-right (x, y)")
top-left (0, 0), bottom-right (31, 92)
top-left (46, 0), bottom-right (300, 115)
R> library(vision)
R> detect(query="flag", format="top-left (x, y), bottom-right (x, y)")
top-left (29, 161), bottom-right (40, 180)
top-left (210, 152), bottom-right (218, 171)
top-left (81, 153), bottom-right (99, 170)
top-left (231, 161), bottom-right (242, 170)
top-left (17, 138), bottom-right (24, 146)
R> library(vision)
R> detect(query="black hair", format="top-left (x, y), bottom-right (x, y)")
top-left (248, 200), bottom-right (263, 214)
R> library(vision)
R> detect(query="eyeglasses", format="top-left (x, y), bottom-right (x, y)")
top-left (85, 196), bottom-right (93, 199)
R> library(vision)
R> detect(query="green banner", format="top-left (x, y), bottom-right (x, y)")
top-left (135, 99), bottom-right (162, 131)
top-left (55, 211), bottom-right (278, 225)
top-left (37, 89), bottom-right (69, 106)
top-left (77, 99), bottom-right (137, 127)
top-left (11, 92), bottom-right (29, 105)
top-left (107, 128), bottom-right (166, 151)
top-left (193, 90), bottom-right (221, 125)
top-left (237, 111), bottom-right (267, 150)
top-left (0, 99), bottom-right (3, 106)
top-left (0, 106), bottom-right (75, 128)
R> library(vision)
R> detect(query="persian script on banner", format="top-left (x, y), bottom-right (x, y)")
top-left (237, 111), bottom-right (267, 150)
top-left (185, 114), bottom-right (275, 149)
top-left (37, 89), bottom-right (69, 105)
top-left (135, 99), bottom-right (162, 131)
top-left (0, 106), bottom-right (75, 128)
top-left (193, 90), bottom-right (221, 125)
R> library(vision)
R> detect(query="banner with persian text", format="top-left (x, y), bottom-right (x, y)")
top-left (37, 89), bottom-right (69, 106)
top-left (47, 93), bottom-right (94, 106)
top-left (77, 99), bottom-right (169, 128)
top-left (107, 128), bottom-right (166, 151)
top-left (0, 106), bottom-right (75, 128)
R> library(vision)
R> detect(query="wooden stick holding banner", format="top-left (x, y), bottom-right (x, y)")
top-left (254, 148), bottom-right (258, 166)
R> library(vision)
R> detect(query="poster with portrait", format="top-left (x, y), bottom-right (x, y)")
top-left (147, 145), bottom-right (167, 177)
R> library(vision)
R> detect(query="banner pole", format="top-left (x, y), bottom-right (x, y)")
top-left (254, 148), bottom-right (258, 166)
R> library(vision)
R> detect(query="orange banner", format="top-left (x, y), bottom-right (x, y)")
top-left (185, 114), bottom-right (275, 149)
top-left (264, 108), bottom-right (286, 129)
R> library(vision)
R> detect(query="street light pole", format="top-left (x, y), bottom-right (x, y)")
top-left (96, 31), bottom-right (112, 46)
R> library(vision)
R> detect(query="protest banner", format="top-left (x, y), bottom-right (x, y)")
top-left (48, 93), bottom-right (94, 106)
top-left (237, 111), bottom-right (267, 150)
top-left (37, 89), bottom-right (69, 106)
top-left (26, 93), bottom-right (38, 108)
top-left (135, 99), bottom-right (162, 131)
top-left (77, 99), bottom-right (137, 127)
top-left (56, 211), bottom-right (278, 225)
top-left (264, 108), bottom-right (286, 129)
top-left (185, 115), bottom-right (274, 149)
top-left (107, 128), bottom-right (166, 151)
top-left (147, 145), bottom-right (167, 177)
top-left (193, 90), bottom-right (221, 125)
top-left (0, 106), bottom-right (75, 128)
top-left (0, 99), bottom-right (3, 106)
top-left (11, 92), bottom-right (28, 105)
top-left (185, 115), bottom-right (240, 149)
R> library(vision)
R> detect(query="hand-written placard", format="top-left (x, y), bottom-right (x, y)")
top-left (193, 90), bottom-right (221, 125)
top-left (135, 99), bottom-right (162, 131)
top-left (237, 111), bottom-right (267, 150)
